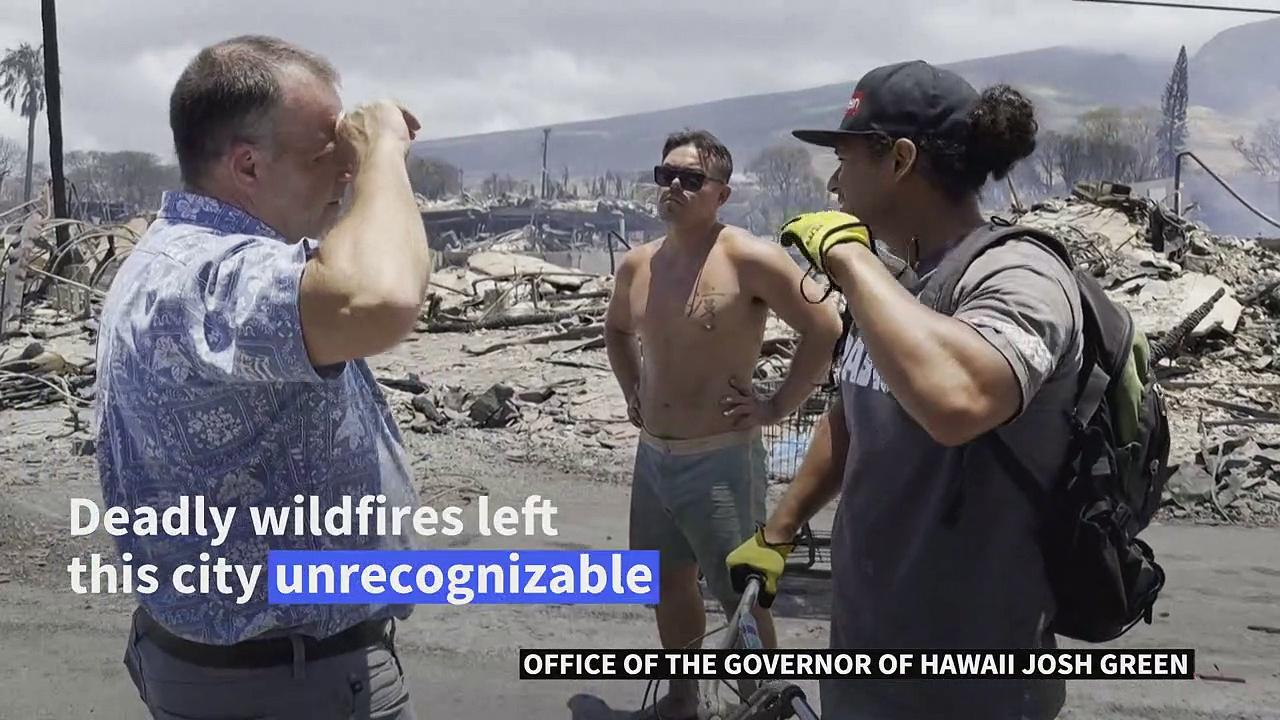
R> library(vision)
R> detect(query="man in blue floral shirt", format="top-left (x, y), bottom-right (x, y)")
top-left (95, 35), bottom-right (430, 719)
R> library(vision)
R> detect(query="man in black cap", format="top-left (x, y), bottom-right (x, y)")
top-left (727, 61), bottom-right (1080, 719)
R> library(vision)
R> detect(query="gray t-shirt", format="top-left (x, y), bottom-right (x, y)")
top-left (820, 239), bottom-right (1083, 720)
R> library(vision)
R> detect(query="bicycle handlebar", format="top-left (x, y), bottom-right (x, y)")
top-left (716, 574), bottom-right (764, 651)
top-left (703, 574), bottom-right (825, 719)
top-left (788, 691), bottom-right (820, 720)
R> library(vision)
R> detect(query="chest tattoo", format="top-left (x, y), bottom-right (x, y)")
top-left (686, 288), bottom-right (729, 331)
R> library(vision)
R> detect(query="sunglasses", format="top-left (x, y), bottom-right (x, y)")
top-left (653, 165), bottom-right (724, 192)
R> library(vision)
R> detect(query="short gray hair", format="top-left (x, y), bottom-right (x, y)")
top-left (169, 35), bottom-right (339, 186)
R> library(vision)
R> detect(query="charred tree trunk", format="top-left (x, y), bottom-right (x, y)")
top-left (22, 109), bottom-right (34, 203)
top-left (34, 0), bottom-right (76, 299)
top-left (43, 0), bottom-right (68, 253)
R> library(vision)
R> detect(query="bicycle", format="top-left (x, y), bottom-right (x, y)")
top-left (641, 574), bottom-right (820, 720)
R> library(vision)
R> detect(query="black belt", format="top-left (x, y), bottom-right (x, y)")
top-left (134, 608), bottom-right (393, 669)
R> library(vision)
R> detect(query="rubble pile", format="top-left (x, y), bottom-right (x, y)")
top-left (0, 342), bottom-right (91, 412)
top-left (1011, 182), bottom-right (1280, 524)
top-left (1165, 438), bottom-right (1280, 521)
top-left (2, 181), bottom-right (1278, 524)
top-left (421, 250), bottom-right (612, 331)
top-left (0, 202), bottom-right (133, 434)
top-left (381, 374), bottom-right (637, 459)
top-left (418, 194), bottom-right (655, 217)
top-left (418, 193), bottom-right (663, 254)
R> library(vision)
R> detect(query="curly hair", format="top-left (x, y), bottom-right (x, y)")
top-left (866, 84), bottom-right (1038, 200)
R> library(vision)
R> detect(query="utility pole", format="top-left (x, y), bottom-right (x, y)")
top-left (541, 127), bottom-right (551, 200)
top-left (42, 0), bottom-right (68, 253)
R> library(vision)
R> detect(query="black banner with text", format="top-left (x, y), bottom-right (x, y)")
top-left (519, 649), bottom-right (1196, 680)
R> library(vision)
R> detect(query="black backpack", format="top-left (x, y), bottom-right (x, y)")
top-left (917, 220), bottom-right (1173, 643)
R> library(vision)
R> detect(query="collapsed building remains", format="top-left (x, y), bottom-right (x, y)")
top-left (2, 182), bottom-right (1278, 525)
top-left (419, 194), bottom-right (665, 257)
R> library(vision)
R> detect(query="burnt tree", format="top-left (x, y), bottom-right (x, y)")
top-left (1159, 46), bottom-right (1189, 177)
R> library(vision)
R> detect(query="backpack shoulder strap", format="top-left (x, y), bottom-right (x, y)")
top-left (919, 221), bottom-right (1106, 423)
top-left (926, 222), bottom-right (1082, 525)
top-left (917, 221), bottom-right (1073, 316)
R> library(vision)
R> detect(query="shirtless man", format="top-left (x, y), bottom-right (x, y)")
top-left (605, 129), bottom-right (841, 718)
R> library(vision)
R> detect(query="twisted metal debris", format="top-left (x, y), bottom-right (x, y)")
top-left (0, 198), bottom-right (141, 335)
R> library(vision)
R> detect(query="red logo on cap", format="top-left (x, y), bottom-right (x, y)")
top-left (844, 90), bottom-right (864, 119)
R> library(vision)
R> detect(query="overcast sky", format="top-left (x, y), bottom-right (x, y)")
top-left (0, 0), bottom-right (1266, 163)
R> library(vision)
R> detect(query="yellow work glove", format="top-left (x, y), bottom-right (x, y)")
top-left (726, 526), bottom-right (794, 609)
top-left (778, 211), bottom-right (872, 275)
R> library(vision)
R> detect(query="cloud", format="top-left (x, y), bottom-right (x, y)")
top-left (0, 0), bottom-right (1262, 161)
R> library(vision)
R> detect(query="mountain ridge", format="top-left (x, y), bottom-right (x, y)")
top-left (413, 20), bottom-right (1279, 181)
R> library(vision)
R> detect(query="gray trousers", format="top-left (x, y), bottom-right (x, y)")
top-left (123, 611), bottom-right (417, 720)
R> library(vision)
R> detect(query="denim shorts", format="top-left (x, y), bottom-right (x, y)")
top-left (628, 428), bottom-right (767, 608)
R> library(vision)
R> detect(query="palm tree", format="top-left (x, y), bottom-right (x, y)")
top-left (0, 43), bottom-right (46, 203)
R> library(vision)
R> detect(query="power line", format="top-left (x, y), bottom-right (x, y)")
top-left (1073, 0), bottom-right (1280, 14)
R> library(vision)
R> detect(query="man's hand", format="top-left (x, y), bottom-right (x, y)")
top-left (336, 100), bottom-right (421, 165)
top-left (720, 376), bottom-right (782, 428)
top-left (726, 527), bottom-right (794, 608)
top-left (300, 100), bottom-right (428, 367)
top-left (778, 211), bottom-right (872, 274)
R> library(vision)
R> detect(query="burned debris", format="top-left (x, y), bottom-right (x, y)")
top-left (1010, 182), bottom-right (1280, 524)
top-left (419, 193), bottom-right (664, 257)
top-left (2, 182), bottom-right (1278, 524)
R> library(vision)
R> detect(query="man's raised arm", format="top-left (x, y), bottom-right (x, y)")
top-left (300, 101), bottom-right (431, 367)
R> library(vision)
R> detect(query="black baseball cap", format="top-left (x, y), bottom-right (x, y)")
top-left (792, 60), bottom-right (980, 147)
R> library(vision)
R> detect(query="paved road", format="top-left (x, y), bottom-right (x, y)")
top-left (1, 470), bottom-right (1277, 719)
